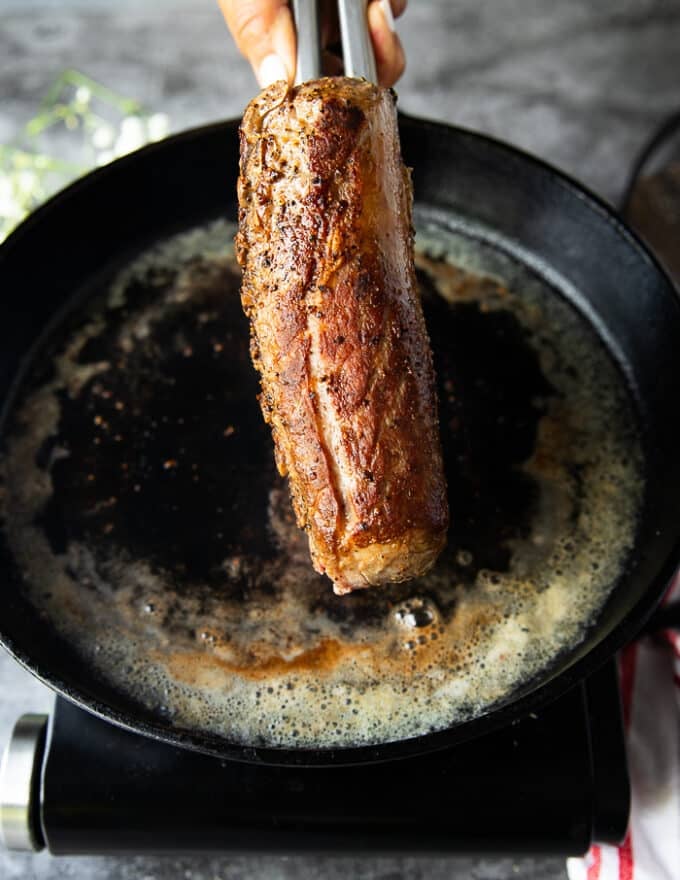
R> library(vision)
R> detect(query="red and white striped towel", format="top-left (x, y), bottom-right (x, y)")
top-left (567, 572), bottom-right (680, 880)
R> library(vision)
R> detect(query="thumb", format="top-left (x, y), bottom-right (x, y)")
top-left (219, 0), bottom-right (296, 87)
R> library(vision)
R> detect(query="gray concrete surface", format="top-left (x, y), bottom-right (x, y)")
top-left (2, 0), bottom-right (679, 877)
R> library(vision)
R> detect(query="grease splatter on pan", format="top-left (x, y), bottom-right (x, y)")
top-left (0, 219), bottom-right (643, 749)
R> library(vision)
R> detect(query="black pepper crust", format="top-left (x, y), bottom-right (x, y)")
top-left (237, 77), bottom-right (449, 594)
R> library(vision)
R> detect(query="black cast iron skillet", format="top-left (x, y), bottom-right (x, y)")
top-left (1, 115), bottom-right (680, 766)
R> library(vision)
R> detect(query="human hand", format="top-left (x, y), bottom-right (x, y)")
top-left (218, 0), bottom-right (407, 89)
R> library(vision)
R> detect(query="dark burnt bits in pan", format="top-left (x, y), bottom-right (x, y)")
top-left (418, 267), bottom-right (551, 579)
top-left (35, 257), bottom-right (279, 593)
top-left (19, 248), bottom-right (548, 616)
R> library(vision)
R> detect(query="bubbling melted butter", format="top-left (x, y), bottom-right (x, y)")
top-left (0, 219), bottom-right (643, 749)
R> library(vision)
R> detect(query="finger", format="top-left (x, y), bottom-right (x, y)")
top-left (218, 0), bottom-right (296, 87)
top-left (368, 0), bottom-right (406, 87)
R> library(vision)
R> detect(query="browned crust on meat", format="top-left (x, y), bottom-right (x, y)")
top-left (237, 77), bottom-right (448, 593)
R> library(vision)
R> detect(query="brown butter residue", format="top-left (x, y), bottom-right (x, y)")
top-left (161, 638), bottom-right (368, 683)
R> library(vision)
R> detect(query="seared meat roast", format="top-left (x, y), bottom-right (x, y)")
top-left (237, 77), bottom-right (448, 594)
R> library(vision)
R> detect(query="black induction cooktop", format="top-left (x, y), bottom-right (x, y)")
top-left (0, 658), bottom-right (628, 857)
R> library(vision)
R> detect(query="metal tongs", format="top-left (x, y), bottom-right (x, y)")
top-left (292, 0), bottom-right (377, 85)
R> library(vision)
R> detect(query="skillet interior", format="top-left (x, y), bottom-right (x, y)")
top-left (0, 117), bottom-right (679, 766)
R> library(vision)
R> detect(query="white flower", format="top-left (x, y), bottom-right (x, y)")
top-left (114, 116), bottom-right (146, 156)
top-left (92, 124), bottom-right (114, 149)
top-left (147, 112), bottom-right (170, 142)
top-left (75, 86), bottom-right (92, 105)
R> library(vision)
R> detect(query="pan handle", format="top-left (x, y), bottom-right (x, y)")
top-left (619, 109), bottom-right (680, 214)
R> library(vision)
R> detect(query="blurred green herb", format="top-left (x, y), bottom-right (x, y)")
top-left (0, 69), bottom-right (169, 242)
